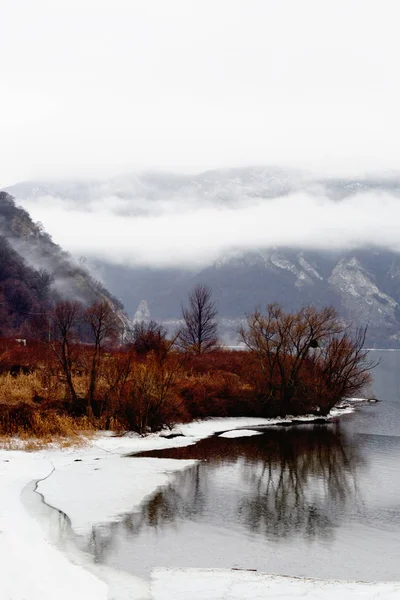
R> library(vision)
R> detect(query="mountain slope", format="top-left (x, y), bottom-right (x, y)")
top-left (0, 191), bottom-right (126, 336)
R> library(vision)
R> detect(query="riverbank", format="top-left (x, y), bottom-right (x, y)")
top-left (1, 409), bottom-right (397, 600)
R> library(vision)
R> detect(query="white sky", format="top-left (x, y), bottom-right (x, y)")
top-left (1, 0), bottom-right (400, 187)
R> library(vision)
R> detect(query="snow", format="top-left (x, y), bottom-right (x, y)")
top-left (172, 417), bottom-right (276, 437)
top-left (298, 255), bottom-right (323, 281)
top-left (168, 410), bottom-right (353, 436)
top-left (1, 411), bottom-right (396, 600)
top-left (36, 418), bottom-right (278, 538)
top-left (219, 429), bottom-right (263, 438)
top-left (38, 453), bottom-right (196, 537)
top-left (151, 569), bottom-right (400, 600)
top-left (0, 451), bottom-right (108, 600)
top-left (329, 258), bottom-right (397, 307)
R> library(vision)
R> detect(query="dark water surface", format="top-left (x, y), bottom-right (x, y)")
top-left (88, 350), bottom-right (400, 581)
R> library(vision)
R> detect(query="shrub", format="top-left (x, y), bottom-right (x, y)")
top-left (115, 357), bottom-right (187, 434)
top-left (180, 369), bottom-right (253, 419)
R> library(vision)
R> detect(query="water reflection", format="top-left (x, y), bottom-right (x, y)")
top-left (87, 425), bottom-right (365, 567)
top-left (236, 427), bottom-right (363, 541)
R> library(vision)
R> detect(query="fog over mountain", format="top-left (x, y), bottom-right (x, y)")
top-left (7, 168), bottom-right (400, 268)
top-left (6, 167), bottom-right (400, 347)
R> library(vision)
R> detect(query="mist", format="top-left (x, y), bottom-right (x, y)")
top-left (16, 184), bottom-right (400, 269)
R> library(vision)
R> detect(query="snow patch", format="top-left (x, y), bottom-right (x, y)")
top-left (171, 417), bottom-right (277, 438)
top-left (218, 429), bottom-right (263, 438)
top-left (329, 257), bottom-right (397, 307)
top-left (298, 254), bottom-right (323, 280)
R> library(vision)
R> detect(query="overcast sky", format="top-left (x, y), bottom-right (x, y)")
top-left (2, 0), bottom-right (400, 187)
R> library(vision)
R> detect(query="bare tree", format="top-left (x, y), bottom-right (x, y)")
top-left (239, 303), bottom-right (376, 416)
top-left (101, 346), bottom-right (136, 427)
top-left (48, 300), bottom-right (83, 406)
top-left (85, 301), bottom-right (121, 414)
top-left (179, 284), bottom-right (219, 354)
top-left (319, 326), bottom-right (376, 407)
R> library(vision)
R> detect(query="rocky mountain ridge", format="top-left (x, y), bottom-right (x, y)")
top-left (107, 246), bottom-right (400, 347)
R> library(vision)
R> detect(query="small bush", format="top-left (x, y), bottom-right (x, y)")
top-left (180, 370), bottom-right (253, 419)
top-left (114, 358), bottom-right (188, 434)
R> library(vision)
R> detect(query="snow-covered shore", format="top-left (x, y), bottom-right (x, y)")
top-left (0, 450), bottom-right (108, 600)
top-left (2, 409), bottom-right (398, 600)
top-left (151, 568), bottom-right (400, 600)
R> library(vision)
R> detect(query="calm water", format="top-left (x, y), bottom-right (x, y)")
top-left (86, 350), bottom-right (400, 581)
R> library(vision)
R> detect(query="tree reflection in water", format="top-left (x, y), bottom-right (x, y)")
top-left (236, 426), bottom-right (363, 541)
top-left (87, 424), bottom-right (365, 564)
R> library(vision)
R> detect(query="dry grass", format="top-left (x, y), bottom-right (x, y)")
top-left (0, 373), bottom-right (43, 404)
top-left (0, 430), bottom-right (94, 451)
top-left (0, 410), bottom-right (96, 445)
top-left (0, 372), bottom-right (98, 443)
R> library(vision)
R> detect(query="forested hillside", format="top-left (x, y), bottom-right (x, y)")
top-left (0, 191), bottom-right (124, 336)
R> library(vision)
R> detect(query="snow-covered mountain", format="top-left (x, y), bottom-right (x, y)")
top-left (6, 167), bottom-right (400, 347)
top-left (88, 247), bottom-right (400, 347)
top-left (8, 167), bottom-right (400, 207)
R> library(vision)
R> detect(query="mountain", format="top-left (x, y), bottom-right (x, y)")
top-left (87, 247), bottom-right (400, 347)
top-left (8, 166), bottom-right (400, 208)
top-left (5, 167), bottom-right (400, 347)
top-left (0, 191), bottom-right (128, 336)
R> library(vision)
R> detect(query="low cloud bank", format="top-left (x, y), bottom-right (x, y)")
top-left (18, 189), bottom-right (400, 268)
